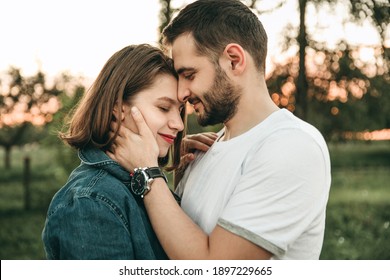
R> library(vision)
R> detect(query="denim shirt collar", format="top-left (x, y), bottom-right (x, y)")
top-left (78, 146), bottom-right (131, 185)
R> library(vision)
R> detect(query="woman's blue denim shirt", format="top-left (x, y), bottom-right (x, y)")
top-left (42, 146), bottom-right (167, 260)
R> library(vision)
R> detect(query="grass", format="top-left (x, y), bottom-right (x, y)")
top-left (0, 209), bottom-right (47, 259)
top-left (319, 141), bottom-right (390, 259)
top-left (321, 202), bottom-right (390, 260)
top-left (0, 141), bottom-right (389, 259)
top-left (329, 167), bottom-right (390, 204)
top-left (0, 144), bottom-right (70, 260)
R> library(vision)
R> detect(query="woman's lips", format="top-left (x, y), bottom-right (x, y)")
top-left (159, 133), bottom-right (176, 144)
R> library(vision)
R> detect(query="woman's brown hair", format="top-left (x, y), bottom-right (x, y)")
top-left (60, 44), bottom-right (185, 170)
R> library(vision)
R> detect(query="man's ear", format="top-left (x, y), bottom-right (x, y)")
top-left (222, 43), bottom-right (246, 74)
top-left (113, 101), bottom-right (125, 121)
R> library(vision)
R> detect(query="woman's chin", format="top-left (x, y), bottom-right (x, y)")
top-left (158, 149), bottom-right (169, 158)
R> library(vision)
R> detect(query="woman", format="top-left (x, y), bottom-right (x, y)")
top-left (42, 44), bottom-right (186, 259)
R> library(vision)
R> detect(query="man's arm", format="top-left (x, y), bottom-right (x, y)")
top-left (143, 177), bottom-right (271, 259)
top-left (107, 107), bottom-right (271, 259)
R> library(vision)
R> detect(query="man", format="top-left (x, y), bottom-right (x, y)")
top-left (109, 0), bottom-right (331, 259)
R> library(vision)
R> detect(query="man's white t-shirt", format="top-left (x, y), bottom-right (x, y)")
top-left (176, 109), bottom-right (331, 259)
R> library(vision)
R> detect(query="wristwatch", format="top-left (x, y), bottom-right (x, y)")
top-left (130, 167), bottom-right (167, 198)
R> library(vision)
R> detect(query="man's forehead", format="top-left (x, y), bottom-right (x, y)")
top-left (170, 34), bottom-right (200, 70)
top-left (171, 33), bottom-right (196, 57)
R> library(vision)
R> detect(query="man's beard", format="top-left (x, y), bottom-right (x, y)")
top-left (196, 66), bottom-right (241, 126)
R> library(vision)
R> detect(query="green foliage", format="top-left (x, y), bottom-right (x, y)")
top-left (1, 141), bottom-right (389, 259)
top-left (267, 41), bottom-right (390, 140)
top-left (264, 0), bottom-right (390, 138)
top-left (330, 141), bottom-right (390, 169)
top-left (0, 145), bottom-right (69, 259)
top-left (186, 113), bottom-right (223, 134)
top-left (0, 67), bottom-right (74, 169)
top-left (320, 141), bottom-right (390, 259)
top-left (0, 209), bottom-right (47, 259)
top-left (348, 0), bottom-right (390, 42)
top-left (158, 0), bottom-right (176, 44)
top-left (321, 202), bottom-right (390, 260)
top-left (43, 84), bottom-right (85, 175)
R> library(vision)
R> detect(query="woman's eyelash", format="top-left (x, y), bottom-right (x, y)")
top-left (159, 106), bottom-right (170, 112)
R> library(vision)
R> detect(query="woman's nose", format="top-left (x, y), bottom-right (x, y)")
top-left (169, 113), bottom-right (184, 132)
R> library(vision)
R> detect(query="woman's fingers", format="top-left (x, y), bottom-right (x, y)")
top-left (182, 132), bottom-right (218, 153)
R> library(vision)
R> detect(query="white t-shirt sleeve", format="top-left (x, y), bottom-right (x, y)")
top-left (218, 129), bottom-right (330, 258)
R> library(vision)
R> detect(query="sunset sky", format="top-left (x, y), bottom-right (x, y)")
top-left (1, 0), bottom-right (383, 81)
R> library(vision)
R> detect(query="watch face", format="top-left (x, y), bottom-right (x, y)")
top-left (130, 169), bottom-right (147, 196)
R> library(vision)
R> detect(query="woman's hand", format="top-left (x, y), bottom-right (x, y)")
top-left (180, 132), bottom-right (218, 165)
top-left (174, 132), bottom-right (218, 187)
top-left (107, 107), bottom-right (159, 172)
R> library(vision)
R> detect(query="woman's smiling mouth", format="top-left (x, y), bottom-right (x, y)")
top-left (159, 133), bottom-right (176, 144)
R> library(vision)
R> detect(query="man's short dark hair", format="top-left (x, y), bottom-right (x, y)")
top-left (162, 0), bottom-right (268, 73)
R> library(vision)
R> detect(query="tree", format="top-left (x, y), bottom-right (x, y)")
top-left (157, 0), bottom-right (389, 139)
top-left (296, 0), bottom-right (309, 120)
top-left (0, 67), bottom-right (62, 168)
top-left (263, 0), bottom-right (389, 138)
top-left (44, 81), bottom-right (85, 174)
top-left (159, 0), bottom-right (176, 45)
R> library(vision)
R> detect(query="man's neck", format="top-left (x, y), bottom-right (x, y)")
top-left (220, 90), bottom-right (279, 141)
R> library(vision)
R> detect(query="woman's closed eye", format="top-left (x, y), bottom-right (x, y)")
top-left (155, 97), bottom-right (183, 114)
top-left (158, 106), bottom-right (170, 112)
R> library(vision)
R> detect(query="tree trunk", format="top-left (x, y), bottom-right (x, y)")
top-left (159, 0), bottom-right (173, 44)
top-left (296, 0), bottom-right (308, 120)
top-left (4, 146), bottom-right (11, 169)
top-left (24, 156), bottom-right (31, 210)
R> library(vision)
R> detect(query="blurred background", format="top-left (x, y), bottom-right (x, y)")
top-left (0, 0), bottom-right (389, 259)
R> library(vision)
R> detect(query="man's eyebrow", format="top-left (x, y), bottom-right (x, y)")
top-left (176, 67), bottom-right (195, 75)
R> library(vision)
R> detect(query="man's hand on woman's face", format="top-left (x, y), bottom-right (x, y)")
top-left (106, 106), bottom-right (159, 172)
top-left (106, 105), bottom-right (218, 172)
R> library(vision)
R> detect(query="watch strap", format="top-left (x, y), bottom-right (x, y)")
top-left (145, 167), bottom-right (167, 183)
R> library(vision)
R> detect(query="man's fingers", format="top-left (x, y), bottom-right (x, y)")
top-left (131, 106), bottom-right (153, 137)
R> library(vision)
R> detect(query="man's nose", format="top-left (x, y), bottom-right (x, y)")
top-left (178, 81), bottom-right (190, 103)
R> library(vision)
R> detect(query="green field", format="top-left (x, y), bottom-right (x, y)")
top-left (0, 141), bottom-right (389, 259)
top-left (321, 142), bottom-right (390, 259)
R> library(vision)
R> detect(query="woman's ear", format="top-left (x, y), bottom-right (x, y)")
top-left (222, 43), bottom-right (246, 74)
top-left (113, 101), bottom-right (125, 121)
